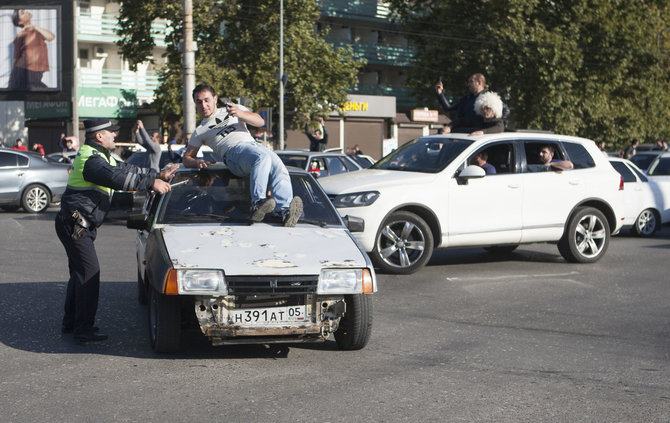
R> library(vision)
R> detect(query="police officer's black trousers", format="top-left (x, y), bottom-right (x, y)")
top-left (55, 212), bottom-right (100, 335)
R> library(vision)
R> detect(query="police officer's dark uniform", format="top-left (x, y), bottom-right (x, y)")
top-left (55, 118), bottom-right (163, 342)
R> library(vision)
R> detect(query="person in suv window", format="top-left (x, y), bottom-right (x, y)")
top-left (533, 144), bottom-right (574, 172)
top-left (470, 151), bottom-right (496, 174)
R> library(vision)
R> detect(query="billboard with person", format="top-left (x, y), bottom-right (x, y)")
top-left (0, 6), bottom-right (60, 92)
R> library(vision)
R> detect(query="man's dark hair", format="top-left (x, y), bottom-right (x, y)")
top-left (12, 10), bottom-right (22, 27)
top-left (192, 83), bottom-right (216, 100)
top-left (540, 144), bottom-right (555, 154)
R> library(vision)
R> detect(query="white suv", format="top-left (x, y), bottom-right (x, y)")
top-left (319, 133), bottom-right (625, 274)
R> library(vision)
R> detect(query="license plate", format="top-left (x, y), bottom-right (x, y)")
top-left (230, 305), bottom-right (306, 326)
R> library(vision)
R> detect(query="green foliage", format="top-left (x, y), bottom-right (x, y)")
top-left (117, 0), bottom-right (363, 128)
top-left (388, 0), bottom-right (670, 149)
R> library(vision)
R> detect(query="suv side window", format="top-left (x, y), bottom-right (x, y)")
top-left (461, 143), bottom-right (516, 175)
top-left (325, 157), bottom-right (347, 176)
top-left (562, 142), bottom-right (595, 169)
top-left (522, 141), bottom-right (565, 172)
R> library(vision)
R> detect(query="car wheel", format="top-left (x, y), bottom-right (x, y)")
top-left (334, 294), bottom-right (373, 350)
top-left (21, 184), bottom-right (50, 213)
top-left (484, 245), bottom-right (519, 254)
top-left (137, 270), bottom-right (148, 305)
top-left (1, 205), bottom-right (20, 212)
top-left (558, 207), bottom-right (610, 263)
top-left (371, 211), bottom-right (434, 274)
top-left (632, 208), bottom-right (658, 237)
top-left (148, 287), bottom-right (181, 353)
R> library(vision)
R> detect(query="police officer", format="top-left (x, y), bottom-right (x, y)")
top-left (55, 118), bottom-right (177, 343)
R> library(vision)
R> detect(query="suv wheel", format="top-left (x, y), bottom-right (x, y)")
top-left (632, 208), bottom-right (658, 237)
top-left (334, 294), bottom-right (373, 350)
top-left (21, 184), bottom-right (50, 213)
top-left (371, 211), bottom-right (434, 274)
top-left (148, 287), bottom-right (181, 353)
top-left (558, 207), bottom-right (610, 263)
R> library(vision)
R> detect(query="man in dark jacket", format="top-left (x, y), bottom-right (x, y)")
top-left (305, 116), bottom-right (328, 152)
top-left (435, 73), bottom-right (510, 121)
top-left (55, 118), bottom-right (176, 342)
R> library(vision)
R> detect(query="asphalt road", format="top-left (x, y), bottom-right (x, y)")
top-left (1, 209), bottom-right (669, 422)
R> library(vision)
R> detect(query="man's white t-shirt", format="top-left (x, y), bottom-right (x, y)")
top-left (189, 106), bottom-right (255, 158)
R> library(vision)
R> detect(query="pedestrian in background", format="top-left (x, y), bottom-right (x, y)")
top-left (305, 116), bottom-right (328, 152)
top-left (31, 143), bottom-right (45, 156)
top-left (55, 118), bottom-right (176, 343)
top-left (134, 120), bottom-right (162, 172)
top-left (622, 138), bottom-right (639, 159)
top-left (435, 73), bottom-right (510, 122)
top-left (12, 139), bottom-right (28, 151)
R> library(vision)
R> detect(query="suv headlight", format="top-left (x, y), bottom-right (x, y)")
top-left (332, 191), bottom-right (379, 208)
top-left (178, 269), bottom-right (227, 295)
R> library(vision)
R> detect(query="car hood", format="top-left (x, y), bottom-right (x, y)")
top-left (161, 224), bottom-right (368, 275)
top-left (318, 169), bottom-right (438, 194)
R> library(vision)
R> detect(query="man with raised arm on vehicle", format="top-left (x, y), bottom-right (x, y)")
top-left (182, 83), bottom-right (302, 227)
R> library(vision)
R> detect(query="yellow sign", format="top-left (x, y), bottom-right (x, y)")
top-left (340, 101), bottom-right (369, 112)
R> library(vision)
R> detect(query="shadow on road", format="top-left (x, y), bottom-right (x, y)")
top-left (0, 281), bottom-right (333, 359)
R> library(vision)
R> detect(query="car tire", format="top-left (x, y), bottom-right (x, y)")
top-left (371, 211), bottom-right (434, 274)
top-left (21, 184), bottom-right (50, 213)
top-left (137, 270), bottom-right (148, 305)
top-left (632, 208), bottom-right (658, 237)
top-left (334, 294), bottom-right (373, 350)
top-left (558, 207), bottom-right (610, 263)
top-left (148, 287), bottom-right (181, 353)
top-left (1, 205), bottom-right (20, 212)
top-left (484, 245), bottom-right (519, 254)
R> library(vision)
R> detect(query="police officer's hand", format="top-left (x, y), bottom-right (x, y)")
top-left (152, 179), bottom-right (171, 194)
top-left (435, 80), bottom-right (443, 94)
top-left (160, 163), bottom-right (180, 180)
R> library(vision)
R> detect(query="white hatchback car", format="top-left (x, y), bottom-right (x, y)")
top-left (319, 133), bottom-right (625, 274)
top-left (608, 157), bottom-right (669, 236)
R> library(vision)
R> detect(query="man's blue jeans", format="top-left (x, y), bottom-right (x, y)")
top-left (225, 141), bottom-right (293, 211)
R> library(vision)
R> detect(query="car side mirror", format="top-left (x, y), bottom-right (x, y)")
top-left (343, 215), bottom-right (364, 232)
top-left (456, 164), bottom-right (486, 185)
top-left (126, 214), bottom-right (148, 231)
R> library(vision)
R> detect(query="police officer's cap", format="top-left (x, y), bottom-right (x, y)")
top-left (84, 118), bottom-right (120, 134)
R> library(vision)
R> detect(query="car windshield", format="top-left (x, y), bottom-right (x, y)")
top-left (372, 137), bottom-right (473, 173)
top-left (156, 169), bottom-right (342, 226)
top-left (648, 156), bottom-right (670, 176)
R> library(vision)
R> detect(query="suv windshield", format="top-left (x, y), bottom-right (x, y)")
top-left (157, 170), bottom-right (341, 226)
top-left (373, 137), bottom-right (472, 173)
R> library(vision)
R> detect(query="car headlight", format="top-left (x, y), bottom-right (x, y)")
top-left (332, 191), bottom-right (379, 208)
top-left (177, 269), bottom-right (227, 295)
top-left (318, 269), bottom-right (363, 294)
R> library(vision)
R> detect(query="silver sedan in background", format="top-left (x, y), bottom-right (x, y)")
top-left (0, 148), bottom-right (70, 213)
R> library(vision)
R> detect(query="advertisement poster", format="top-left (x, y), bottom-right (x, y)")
top-left (0, 7), bottom-right (60, 92)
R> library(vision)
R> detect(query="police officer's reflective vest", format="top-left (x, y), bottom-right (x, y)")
top-left (66, 144), bottom-right (117, 196)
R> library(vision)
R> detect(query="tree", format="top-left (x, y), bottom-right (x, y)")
top-left (388, 0), bottom-right (670, 149)
top-left (117, 0), bottom-right (363, 128)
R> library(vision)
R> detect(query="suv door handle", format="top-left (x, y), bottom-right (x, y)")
top-left (508, 183), bottom-right (520, 189)
top-left (569, 180), bottom-right (580, 185)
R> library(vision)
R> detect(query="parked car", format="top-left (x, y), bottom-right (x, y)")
top-left (276, 150), bottom-right (363, 178)
top-left (127, 165), bottom-right (376, 353)
top-left (324, 148), bottom-right (376, 168)
top-left (608, 157), bottom-right (669, 236)
top-left (319, 133), bottom-right (625, 274)
top-left (0, 148), bottom-right (70, 213)
top-left (629, 151), bottom-right (663, 173)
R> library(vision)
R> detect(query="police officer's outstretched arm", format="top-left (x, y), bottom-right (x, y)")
top-left (82, 153), bottom-right (174, 193)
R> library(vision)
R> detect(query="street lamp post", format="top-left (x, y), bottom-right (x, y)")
top-left (278, 0), bottom-right (284, 150)
top-left (183, 0), bottom-right (196, 138)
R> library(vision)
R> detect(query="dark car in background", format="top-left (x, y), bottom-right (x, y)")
top-left (0, 148), bottom-right (70, 213)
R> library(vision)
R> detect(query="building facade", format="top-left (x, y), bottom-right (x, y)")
top-left (0, 0), bottom-right (441, 158)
